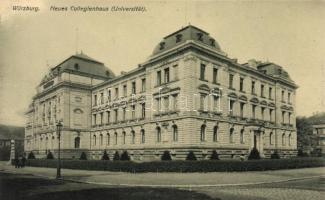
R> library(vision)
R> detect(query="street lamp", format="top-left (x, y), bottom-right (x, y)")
top-left (56, 121), bottom-right (63, 179)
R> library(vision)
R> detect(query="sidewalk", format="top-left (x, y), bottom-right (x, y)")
top-left (0, 161), bottom-right (324, 187)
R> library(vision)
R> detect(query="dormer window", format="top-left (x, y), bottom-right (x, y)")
top-left (74, 63), bottom-right (79, 70)
top-left (159, 42), bottom-right (165, 50)
top-left (176, 34), bottom-right (182, 43)
top-left (210, 39), bottom-right (215, 47)
top-left (57, 67), bottom-right (61, 72)
top-left (197, 33), bottom-right (203, 41)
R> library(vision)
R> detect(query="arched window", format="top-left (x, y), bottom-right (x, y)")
top-left (99, 134), bottom-right (103, 146)
top-left (156, 127), bottom-right (161, 143)
top-left (229, 128), bottom-right (234, 143)
top-left (74, 137), bottom-right (80, 148)
top-left (131, 130), bottom-right (135, 144)
top-left (141, 129), bottom-right (145, 144)
top-left (122, 131), bottom-right (126, 144)
top-left (213, 126), bottom-right (218, 142)
top-left (282, 133), bottom-right (286, 146)
top-left (240, 129), bottom-right (244, 144)
top-left (200, 125), bottom-right (206, 142)
top-left (288, 133), bottom-right (291, 146)
top-left (107, 133), bottom-right (110, 146)
top-left (114, 132), bottom-right (118, 145)
top-left (172, 125), bottom-right (178, 142)
top-left (269, 132), bottom-right (273, 145)
top-left (93, 135), bottom-right (96, 146)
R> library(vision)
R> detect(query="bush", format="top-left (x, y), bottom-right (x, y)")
top-left (27, 151), bottom-right (35, 159)
top-left (210, 150), bottom-right (219, 160)
top-left (102, 150), bottom-right (109, 160)
top-left (80, 152), bottom-right (87, 160)
top-left (248, 148), bottom-right (261, 160)
top-left (0, 146), bottom-right (10, 161)
top-left (161, 151), bottom-right (172, 161)
top-left (46, 151), bottom-right (54, 159)
top-left (113, 151), bottom-right (120, 161)
top-left (271, 151), bottom-right (280, 159)
top-left (297, 149), bottom-right (305, 157)
top-left (186, 151), bottom-right (197, 161)
top-left (120, 151), bottom-right (130, 161)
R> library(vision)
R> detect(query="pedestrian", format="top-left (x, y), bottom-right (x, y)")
top-left (14, 158), bottom-right (19, 168)
top-left (22, 156), bottom-right (26, 168)
top-left (18, 156), bottom-right (23, 168)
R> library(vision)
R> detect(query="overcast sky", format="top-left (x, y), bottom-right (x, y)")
top-left (0, 0), bottom-right (324, 126)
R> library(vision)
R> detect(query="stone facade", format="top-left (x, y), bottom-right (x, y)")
top-left (25, 25), bottom-right (298, 160)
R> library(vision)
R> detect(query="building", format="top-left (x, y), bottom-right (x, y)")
top-left (25, 25), bottom-right (298, 160)
top-left (312, 124), bottom-right (325, 155)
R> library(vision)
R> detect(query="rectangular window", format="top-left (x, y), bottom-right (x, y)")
top-left (213, 68), bottom-right (218, 83)
top-left (229, 99), bottom-right (235, 116)
top-left (200, 94), bottom-right (206, 110)
top-left (252, 105), bottom-right (256, 119)
top-left (115, 88), bottom-right (119, 99)
top-left (132, 105), bottom-right (136, 119)
top-left (157, 71), bottom-right (161, 85)
top-left (213, 96), bottom-right (219, 111)
top-left (141, 78), bottom-right (146, 92)
top-left (141, 103), bottom-right (146, 119)
top-left (282, 90), bottom-right (285, 101)
top-left (288, 112), bottom-right (291, 124)
top-left (261, 84), bottom-right (265, 97)
top-left (251, 81), bottom-right (255, 94)
top-left (173, 64), bottom-right (178, 80)
top-left (94, 95), bottom-right (97, 106)
top-left (123, 85), bottom-right (127, 97)
top-left (107, 111), bottom-right (110, 123)
top-left (164, 96), bottom-right (169, 111)
top-left (93, 114), bottom-right (97, 125)
top-left (156, 98), bottom-right (161, 112)
top-left (240, 77), bottom-right (244, 92)
top-left (122, 108), bottom-right (126, 121)
top-left (100, 112), bottom-right (103, 125)
top-left (269, 109), bottom-right (273, 122)
top-left (164, 67), bottom-right (170, 83)
top-left (240, 102), bottom-right (245, 118)
top-left (108, 90), bottom-right (111, 102)
top-left (114, 109), bottom-right (118, 122)
top-left (288, 92), bottom-right (291, 103)
top-left (173, 94), bottom-right (178, 110)
top-left (282, 111), bottom-right (285, 123)
top-left (261, 107), bottom-right (265, 120)
top-left (269, 87), bottom-right (272, 99)
top-left (229, 74), bottom-right (234, 89)
top-left (132, 81), bottom-right (136, 94)
top-left (200, 63), bottom-right (206, 80)
top-left (100, 92), bottom-right (104, 104)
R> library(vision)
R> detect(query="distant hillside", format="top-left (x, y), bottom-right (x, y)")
top-left (0, 124), bottom-right (24, 140)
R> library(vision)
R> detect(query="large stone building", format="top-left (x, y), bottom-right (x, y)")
top-left (25, 25), bottom-right (298, 160)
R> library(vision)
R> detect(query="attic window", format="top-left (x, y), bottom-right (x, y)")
top-left (106, 71), bottom-right (110, 76)
top-left (74, 63), bottom-right (79, 70)
top-left (210, 39), bottom-right (215, 47)
top-left (159, 42), bottom-right (165, 50)
top-left (197, 33), bottom-right (203, 41)
top-left (176, 34), bottom-right (182, 43)
top-left (57, 67), bottom-right (61, 72)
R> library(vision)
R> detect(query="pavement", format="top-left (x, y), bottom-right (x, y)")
top-left (0, 161), bottom-right (324, 187)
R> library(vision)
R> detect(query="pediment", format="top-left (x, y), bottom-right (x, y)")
top-left (260, 100), bottom-right (267, 106)
top-left (228, 92), bottom-right (238, 99)
top-left (238, 95), bottom-right (247, 102)
top-left (198, 84), bottom-right (210, 91)
top-left (250, 97), bottom-right (259, 104)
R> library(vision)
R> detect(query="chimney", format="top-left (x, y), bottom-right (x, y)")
top-left (248, 59), bottom-right (258, 69)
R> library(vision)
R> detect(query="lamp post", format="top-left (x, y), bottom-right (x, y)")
top-left (56, 121), bottom-right (63, 179)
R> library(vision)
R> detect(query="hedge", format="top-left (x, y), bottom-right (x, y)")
top-left (24, 157), bottom-right (325, 173)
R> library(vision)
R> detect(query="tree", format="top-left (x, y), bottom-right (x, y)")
top-left (186, 151), bottom-right (197, 161)
top-left (296, 117), bottom-right (314, 149)
top-left (46, 151), bottom-right (54, 159)
top-left (210, 150), bottom-right (220, 160)
top-left (161, 151), bottom-right (172, 161)
top-left (113, 151), bottom-right (120, 161)
top-left (27, 151), bottom-right (35, 159)
top-left (248, 148), bottom-right (261, 160)
top-left (80, 152), bottom-right (87, 160)
top-left (101, 150), bottom-right (109, 160)
top-left (120, 151), bottom-right (130, 161)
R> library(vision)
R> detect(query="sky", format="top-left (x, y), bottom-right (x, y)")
top-left (0, 0), bottom-right (324, 126)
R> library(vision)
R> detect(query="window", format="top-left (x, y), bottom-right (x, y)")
top-left (261, 107), bottom-right (265, 120)
top-left (123, 85), bottom-right (127, 97)
top-left (107, 133), bottom-right (110, 146)
top-left (229, 74), bottom-right (234, 89)
top-left (100, 134), bottom-right (103, 146)
top-left (261, 84), bottom-right (265, 97)
top-left (115, 87), bottom-right (119, 99)
top-left (252, 105), bottom-right (256, 119)
top-left (141, 78), bottom-right (146, 92)
top-left (200, 94), bottom-right (206, 110)
top-left (240, 129), bottom-right (244, 144)
top-left (132, 105), bottom-right (136, 119)
top-left (239, 77), bottom-right (244, 91)
top-left (281, 90), bottom-right (285, 101)
top-left (240, 102), bottom-right (245, 118)
top-left (282, 133), bottom-right (286, 146)
top-left (251, 81), bottom-right (255, 94)
top-left (159, 42), bottom-right (165, 50)
top-left (108, 90), bottom-right (111, 102)
top-left (288, 113), bottom-right (291, 124)
top-left (288, 92), bottom-right (291, 103)
top-left (173, 94), bottom-right (178, 110)
top-left (176, 34), bottom-right (182, 43)
top-left (100, 92), bottom-right (104, 104)
top-left (94, 94), bottom-right (97, 106)
top-left (269, 87), bottom-right (272, 99)
top-left (122, 132), bottom-right (126, 144)
top-left (164, 96), bottom-right (169, 111)
top-left (141, 129), bottom-right (145, 144)
top-left (230, 128), bottom-right (234, 143)
top-left (114, 109), bottom-right (118, 122)
top-left (74, 63), bottom-right (79, 70)
top-left (106, 111), bottom-right (110, 123)
top-left (197, 32), bottom-right (203, 41)
top-left (157, 71), bottom-right (161, 85)
top-left (100, 112), bottom-right (103, 125)
top-left (288, 134), bottom-right (291, 146)
top-left (173, 64), bottom-right (179, 80)
top-left (213, 95), bottom-right (219, 111)
top-left (122, 108), bottom-right (126, 121)
top-left (131, 130), bottom-right (135, 144)
top-left (132, 81), bottom-right (136, 94)
top-left (141, 103), bottom-right (146, 119)
top-left (282, 111), bottom-right (285, 123)
top-left (93, 114), bottom-right (97, 125)
top-left (213, 126), bottom-right (218, 142)
top-left (200, 125), bottom-right (206, 142)
top-left (114, 132), bottom-right (118, 145)
top-left (156, 127), bottom-right (161, 143)
top-left (164, 67), bottom-right (170, 83)
top-left (213, 68), bottom-right (218, 83)
top-left (93, 135), bottom-right (96, 146)
top-left (156, 98), bottom-right (161, 112)
top-left (269, 109), bottom-right (273, 122)
top-left (210, 38), bottom-right (216, 46)
top-left (269, 132), bottom-right (273, 145)
top-left (229, 99), bottom-right (235, 116)
top-left (172, 125), bottom-right (178, 142)
top-left (200, 63), bottom-right (206, 80)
